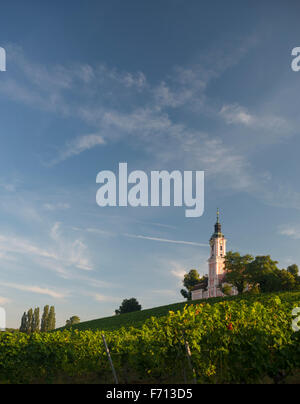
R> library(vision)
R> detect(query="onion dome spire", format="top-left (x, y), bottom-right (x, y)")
top-left (211, 208), bottom-right (224, 239)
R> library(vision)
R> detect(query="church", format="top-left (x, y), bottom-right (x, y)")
top-left (191, 210), bottom-right (238, 300)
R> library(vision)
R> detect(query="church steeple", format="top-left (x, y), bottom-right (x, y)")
top-left (211, 208), bottom-right (223, 239)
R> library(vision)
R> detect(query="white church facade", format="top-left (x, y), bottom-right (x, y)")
top-left (191, 210), bottom-right (238, 300)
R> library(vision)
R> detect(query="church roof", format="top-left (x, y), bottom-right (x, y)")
top-left (210, 208), bottom-right (224, 239)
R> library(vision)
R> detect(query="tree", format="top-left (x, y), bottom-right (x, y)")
top-left (66, 316), bottom-right (80, 327)
top-left (32, 307), bottom-right (40, 333)
top-left (221, 284), bottom-right (232, 296)
top-left (180, 269), bottom-right (203, 300)
top-left (48, 306), bottom-right (56, 331)
top-left (277, 269), bottom-right (296, 291)
top-left (41, 305), bottom-right (49, 332)
top-left (115, 298), bottom-right (142, 315)
top-left (246, 255), bottom-right (281, 293)
top-left (19, 312), bottom-right (28, 333)
top-left (20, 308), bottom-right (40, 334)
top-left (286, 264), bottom-right (299, 290)
top-left (287, 264), bottom-right (299, 278)
top-left (224, 251), bottom-right (254, 294)
top-left (245, 256), bottom-right (299, 293)
top-left (27, 308), bottom-right (33, 334)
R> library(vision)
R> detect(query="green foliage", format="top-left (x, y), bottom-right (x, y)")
top-left (32, 308), bottom-right (40, 333)
top-left (19, 308), bottom-right (40, 334)
top-left (221, 284), bottom-right (232, 296)
top-left (224, 251), bottom-right (254, 294)
top-left (180, 269), bottom-right (206, 300)
top-left (287, 264), bottom-right (299, 278)
top-left (57, 295), bottom-right (238, 332)
top-left (48, 306), bottom-right (56, 331)
top-left (41, 305), bottom-right (49, 333)
top-left (27, 309), bottom-right (33, 335)
top-left (115, 298), bottom-right (142, 315)
top-left (66, 316), bottom-right (81, 327)
top-left (224, 252), bottom-right (299, 295)
top-left (246, 255), bottom-right (280, 292)
top-left (246, 256), bottom-right (297, 293)
top-left (2, 291), bottom-right (299, 384)
top-left (19, 312), bottom-right (28, 333)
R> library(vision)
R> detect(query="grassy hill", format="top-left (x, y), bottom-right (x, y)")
top-left (58, 291), bottom-right (293, 332)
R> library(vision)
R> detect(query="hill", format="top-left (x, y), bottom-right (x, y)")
top-left (4, 290), bottom-right (300, 384)
top-left (58, 291), bottom-right (296, 332)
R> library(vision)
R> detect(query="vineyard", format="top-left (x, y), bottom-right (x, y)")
top-left (0, 291), bottom-right (300, 384)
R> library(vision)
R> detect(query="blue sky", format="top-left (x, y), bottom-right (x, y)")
top-left (1, 0), bottom-right (300, 328)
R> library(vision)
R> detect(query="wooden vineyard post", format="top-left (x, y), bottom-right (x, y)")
top-left (102, 334), bottom-right (119, 384)
top-left (183, 334), bottom-right (197, 384)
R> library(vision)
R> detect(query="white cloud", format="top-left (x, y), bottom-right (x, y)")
top-left (52, 134), bottom-right (105, 164)
top-left (50, 222), bottom-right (61, 241)
top-left (220, 104), bottom-right (254, 125)
top-left (123, 233), bottom-right (208, 247)
top-left (220, 103), bottom-right (290, 134)
top-left (43, 203), bottom-right (70, 211)
top-left (0, 42), bottom-right (295, 209)
top-left (0, 282), bottom-right (67, 299)
top-left (69, 240), bottom-right (92, 271)
top-left (49, 223), bottom-right (93, 271)
top-left (170, 268), bottom-right (187, 280)
top-left (121, 72), bottom-right (146, 89)
top-left (151, 289), bottom-right (179, 297)
top-left (0, 296), bottom-right (11, 305)
top-left (0, 225), bottom-right (93, 273)
top-left (153, 80), bottom-right (200, 108)
top-left (93, 293), bottom-right (120, 303)
top-left (278, 225), bottom-right (300, 240)
top-left (85, 228), bottom-right (115, 237)
top-left (0, 45), bottom-right (147, 117)
top-left (168, 261), bottom-right (189, 285)
top-left (0, 234), bottom-right (58, 260)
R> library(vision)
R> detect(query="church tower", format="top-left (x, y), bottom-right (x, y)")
top-left (207, 209), bottom-right (226, 298)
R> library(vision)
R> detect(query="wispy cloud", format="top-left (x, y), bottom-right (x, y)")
top-left (0, 224), bottom-right (93, 273)
top-left (220, 103), bottom-right (254, 125)
top-left (220, 103), bottom-right (290, 134)
top-left (83, 226), bottom-right (207, 247)
top-left (49, 222), bottom-right (93, 271)
top-left (51, 134), bottom-right (105, 165)
top-left (123, 233), bottom-right (208, 247)
top-left (93, 293), bottom-right (120, 303)
top-left (1, 41), bottom-right (296, 210)
top-left (170, 268), bottom-right (187, 280)
top-left (151, 289), bottom-right (179, 297)
top-left (278, 225), bottom-right (300, 240)
top-left (43, 202), bottom-right (70, 211)
top-left (0, 296), bottom-right (11, 305)
top-left (0, 281), bottom-right (67, 299)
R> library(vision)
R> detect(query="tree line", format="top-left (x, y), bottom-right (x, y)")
top-left (18, 298), bottom-right (143, 333)
top-left (181, 252), bottom-right (300, 299)
top-left (19, 305), bottom-right (56, 334)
